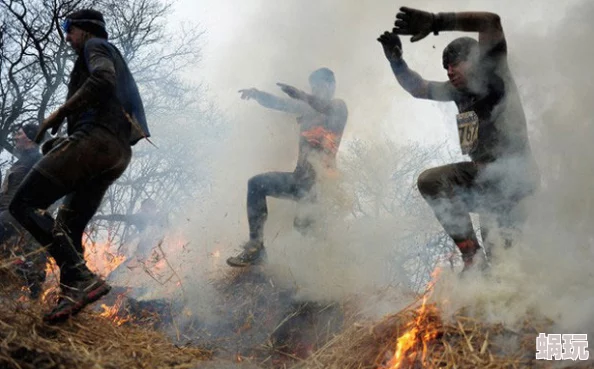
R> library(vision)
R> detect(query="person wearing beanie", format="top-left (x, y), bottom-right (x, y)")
top-left (377, 8), bottom-right (540, 274)
top-left (8, 9), bottom-right (149, 323)
top-left (226, 69), bottom-right (348, 268)
top-left (0, 124), bottom-right (47, 299)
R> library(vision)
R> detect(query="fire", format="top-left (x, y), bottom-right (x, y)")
top-left (99, 292), bottom-right (131, 326)
top-left (83, 237), bottom-right (126, 278)
top-left (301, 126), bottom-right (340, 155)
top-left (381, 266), bottom-right (443, 369)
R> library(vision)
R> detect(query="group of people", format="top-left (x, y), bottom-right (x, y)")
top-left (0, 5), bottom-right (539, 324)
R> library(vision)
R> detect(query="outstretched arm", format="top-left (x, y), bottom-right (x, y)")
top-left (238, 88), bottom-right (307, 114)
top-left (276, 83), bottom-right (338, 115)
top-left (378, 31), bottom-right (455, 101)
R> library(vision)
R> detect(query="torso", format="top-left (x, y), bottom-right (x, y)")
top-left (294, 100), bottom-right (347, 181)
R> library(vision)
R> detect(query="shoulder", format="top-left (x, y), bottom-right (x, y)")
top-left (83, 38), bottom-right (115, 59)
top-left (22, 149), bottom-right (41, 164)
top-left (83, 37), bottom-right (110, 51)
top-left (331, 99), bottom-right (348, 114)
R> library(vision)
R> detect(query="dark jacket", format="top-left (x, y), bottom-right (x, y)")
top-left (64, 38), bottom-right (149, 145)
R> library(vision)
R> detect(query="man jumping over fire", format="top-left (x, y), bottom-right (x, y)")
top-left (227, 68), bottom-right (348, 267)
top-left (9, 9), bottom-right (150, 323)
top-left (378, 7), bottom-right (539, 272)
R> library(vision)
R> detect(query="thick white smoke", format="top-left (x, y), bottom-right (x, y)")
top-left (165, 0), bottom-right (594, 338)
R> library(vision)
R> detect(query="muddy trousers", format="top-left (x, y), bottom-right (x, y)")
top-left (247, 172), bottom-right (314, 243)
top-left (9, 128), bottom-right (131, 284)
top-left (417, 161), bottom-right (527, 259)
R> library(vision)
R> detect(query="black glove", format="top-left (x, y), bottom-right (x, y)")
top-left (393, 6), bottom-right (436, 42)
top-left (377, 30), bottom-right (403, 62)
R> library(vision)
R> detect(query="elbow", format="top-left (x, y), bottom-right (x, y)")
top-left (407, 87), bottom-right (429, 99)
top-left (409, 89), bottom-right (425, 99)
top-left (484, 13), bottom-right (502, 31)
top-left (93, 69), bottom-right (117, 95)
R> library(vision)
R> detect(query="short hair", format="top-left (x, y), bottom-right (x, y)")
top-left (442, 37), bottom-right (479, 69)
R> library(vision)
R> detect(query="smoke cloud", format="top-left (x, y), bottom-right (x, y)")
top-left (158, 0), bottom-right (594, 340)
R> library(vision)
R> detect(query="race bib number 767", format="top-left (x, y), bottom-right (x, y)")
top-left (456, 111), bottom-right (479, 155)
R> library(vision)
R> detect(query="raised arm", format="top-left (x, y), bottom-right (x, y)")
top-left (377, 31), bottom-right (455, 101)
top-left (238, 88), bottom-right (307, 115)
top-left (393, 7), bottom-right (506, 57)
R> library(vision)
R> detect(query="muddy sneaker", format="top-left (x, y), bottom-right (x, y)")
top-left (226, 240), bottom-right (266, 267)
top-left (43, 274), bottom-right (111, 324)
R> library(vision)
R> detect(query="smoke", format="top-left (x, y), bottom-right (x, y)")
top-left (159, 0), bottom-right (594, 343)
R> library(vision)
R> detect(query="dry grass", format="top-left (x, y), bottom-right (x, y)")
top-left (0, 262), bottom-right (211, 369)
top-left (293, 296), bottom-right (594, 369)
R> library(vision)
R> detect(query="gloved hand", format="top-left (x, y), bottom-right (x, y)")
top-left (393, 6), bottom-right (436, 42)
top-left (377, 30), bottom-right (403, 62)
top-left (35, 108), bottom-right (66, 143)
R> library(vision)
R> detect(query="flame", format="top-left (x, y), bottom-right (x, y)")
top-left (301, 126), bottom-right (340, 155)
top-left (83, 237), bottom-right (126, 278)
top-left (99, 292), bottom-right (131, 326)
top-left (382, 266), bottom-right (442, 369)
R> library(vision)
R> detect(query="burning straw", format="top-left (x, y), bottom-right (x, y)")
top-left (292, 270), bottom-right (594, 369)
top-left (0, 264), bottom-right (211, 369)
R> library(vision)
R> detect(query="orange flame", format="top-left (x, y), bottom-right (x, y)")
top-left (382, 266), bottom-right (442, 369)
top-left (301, 126), bottom-right (340, 156)
top-left (99, 292), bottom-right (131, 326)
top-left (83, 238), bottom-right (126, 278)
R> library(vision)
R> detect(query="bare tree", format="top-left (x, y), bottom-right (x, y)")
top-left (0, 0), bottom-right (224, 249)
top-left (339, 138), bottom-right (459, 292)
top-left (0, 0), bottom-right (85, 156)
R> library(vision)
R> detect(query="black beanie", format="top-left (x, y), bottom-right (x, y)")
top-left (21, 123), bottom-right (39, 142)
top-left (66, 9), bottom-right (108, 39)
